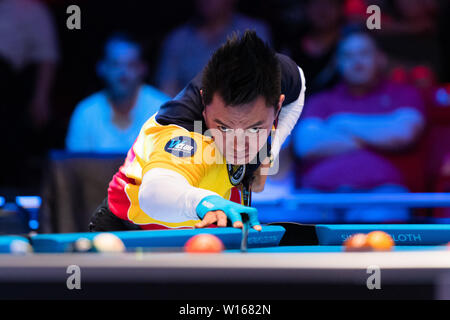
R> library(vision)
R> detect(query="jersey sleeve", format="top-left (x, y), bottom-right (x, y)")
top-left (138, 167), bottom-right (218, 224)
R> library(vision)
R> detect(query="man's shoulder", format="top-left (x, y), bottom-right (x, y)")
top-left (72, 91), bottom-right (108, 119)
top-left (275, 53), bottom-right (304, 106)
top-left (139, 117), bottom-right (218, 166)
top-left (276, 53), bottom-right (298, 71)
top-left (140, 84), bottom-right (171, 103)
top-left (155, 76), bottom-right (204, 131)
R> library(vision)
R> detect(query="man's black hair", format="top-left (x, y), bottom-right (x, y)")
top-left (102, 32), bottom-right (143, 58)
top-left (202, 30), bottom-right (281, 110)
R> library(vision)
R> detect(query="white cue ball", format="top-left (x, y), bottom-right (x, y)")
top-left (92, 233), bottom-right (126, 253)
top-left (10, 239), bottom-right (33, 254)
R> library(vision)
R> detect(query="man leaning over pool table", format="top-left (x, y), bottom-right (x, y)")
top-left (88, 31), bottom-right (306, 232)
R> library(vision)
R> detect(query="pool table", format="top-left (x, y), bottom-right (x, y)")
top-left (0, 224), bottom-right (449, 300)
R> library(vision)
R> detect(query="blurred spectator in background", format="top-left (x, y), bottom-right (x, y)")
top-left (373, 0), bottom-right (443, 80)
top-left (383, 0), bottom-right (438, 35)
top-left (155, 0), bottom-right (272, 97)
top-left (292, 30), bottom-right (425, 222)
top-left (66, 34), bottom-right (170, 153)
top-left (0, 0), bottom-right (59, 190)
top-left (282, 0), bottom-right (344, 96)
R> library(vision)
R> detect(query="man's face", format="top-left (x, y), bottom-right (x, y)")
top-left (203, 93), bottom-right (283, 165)
top-left (337, 34), bottom-right (380, 86)
top-left (98, 41), bottom-right (146, 98)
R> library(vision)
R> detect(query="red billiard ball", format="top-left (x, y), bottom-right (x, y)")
top-left (344, 233), bottom-right (371, 252)
top-left (184, 234), bottom-right (225, 253)
top-left (366, 231), bottom-right (394, 251)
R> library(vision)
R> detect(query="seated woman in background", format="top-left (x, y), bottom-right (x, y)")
top-left (292, 30), bottom-right (426, 223)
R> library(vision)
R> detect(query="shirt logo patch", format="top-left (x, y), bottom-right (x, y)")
top-left (164, 136), bottom-right (197, 157)
top-left (227, 164), bottom-right (246, 186)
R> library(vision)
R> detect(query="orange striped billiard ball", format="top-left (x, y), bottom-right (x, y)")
top-left (184, 234), bottom-right (225, 253)
top-left (365, 231), bottom-right (394, 251)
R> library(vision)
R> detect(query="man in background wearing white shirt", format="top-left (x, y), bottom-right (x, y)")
top-left (66, 33), bottom-right (170, 153)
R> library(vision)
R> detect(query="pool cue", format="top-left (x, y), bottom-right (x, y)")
top-left (240, 181), bottom-right (252, 252)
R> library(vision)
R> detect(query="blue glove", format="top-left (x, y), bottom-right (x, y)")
top-left (196, 195), bottom-right (260, 228)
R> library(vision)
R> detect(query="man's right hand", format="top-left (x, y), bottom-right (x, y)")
top-left (195, 195), bottom-right (261, 231)
top-left (195, 210), bottom-right (235, 228)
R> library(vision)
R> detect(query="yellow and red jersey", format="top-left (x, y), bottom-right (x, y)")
top-left (107, 114), bottom-right (239, 230)
top-left (107, 53), bottom-right (303, 230)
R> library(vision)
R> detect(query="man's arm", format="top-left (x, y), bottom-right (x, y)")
top-left (138, 168), bottom-right (261, 230)
top-left (327, 107), bottom-right (425, 150)
top-left (138, 168), bottom-right (217, 223)
top-left (293, 117), bottom-right (361, 159)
